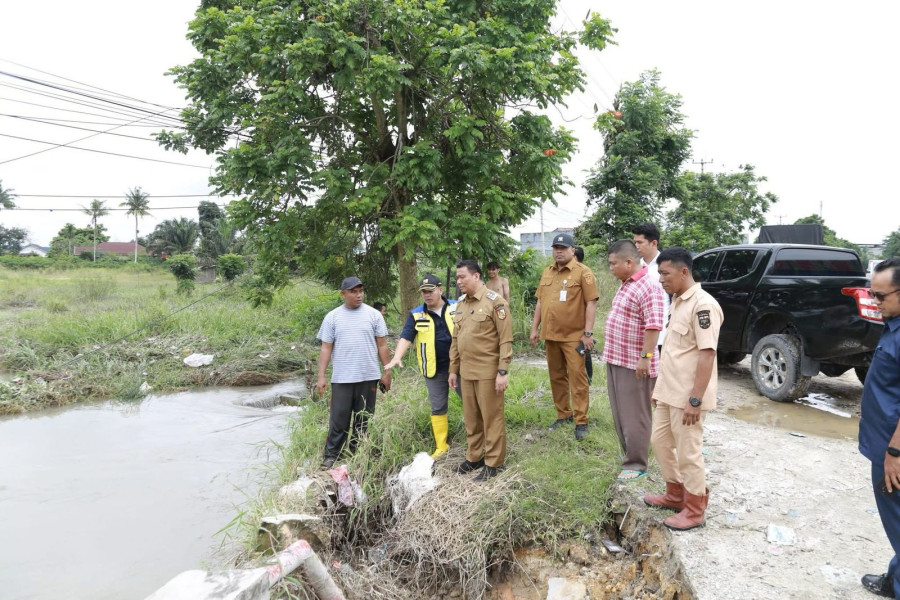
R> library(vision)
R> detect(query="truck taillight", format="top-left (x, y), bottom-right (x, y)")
top-left (842, 287), bottom-right (883, 322)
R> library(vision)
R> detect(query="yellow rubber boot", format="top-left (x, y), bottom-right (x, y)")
top-left (430, 414), bottom-right (450, 459)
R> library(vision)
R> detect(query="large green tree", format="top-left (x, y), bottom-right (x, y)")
top-left (883, 228), bottom-right (900, 259)
top-left (0, 226), bottom-right (26, 254)
top-left (121, 187), bottom-right (151, 263)
top-left (577, 70), bottom-right (693, 247)
top-left (0, 180), bottom-right (15, 210)
top-left (159, 0), bottom-right (614, 308)
top-left (49, 224), bottom-right (109, 257)
top-left (665, 165), bottom-right (776, 251)
top-left (82, 199), bottom-right (109, 262)
top-left (145, 218), bottom-right (200, 255)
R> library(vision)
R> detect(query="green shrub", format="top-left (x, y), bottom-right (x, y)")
top-left (217, 254), bottom-right (246, 282)
top-left (167, 254), bottom-right (196, 281)
top-left (292, 292), bottom-right (341, 336)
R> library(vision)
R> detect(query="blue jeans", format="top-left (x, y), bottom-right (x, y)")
top-left (872, 461), bottom-right (900, 599)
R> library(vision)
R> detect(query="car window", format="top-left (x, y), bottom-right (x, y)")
top-left (715, 250), bottom-right (760, 281)
top-left (692, 252), bottom-right (721, 282)
top-left (770, 248), bottom-right (865, 276)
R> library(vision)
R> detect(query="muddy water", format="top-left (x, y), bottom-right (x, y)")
top-left (721, 360), bottom-right (863, 440)
top-left (0, 381), bottom-right (304, 600)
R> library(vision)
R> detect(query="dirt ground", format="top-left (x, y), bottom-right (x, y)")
top-left (653, 359), bottom-right (893, 600)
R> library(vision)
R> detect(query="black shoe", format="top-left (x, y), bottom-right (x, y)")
top-left (474, 465), bottom-right (505, 482)
top-left (455, 458), bottom-right (485, 474)
top-left (320, 457), bottom-right (336, 470)
top-left (575, 424), bottom-right (588, 440)
top-left (862, 573), bottom-right (894, 597)
top-left (549, 415), bottom-right (574, 431)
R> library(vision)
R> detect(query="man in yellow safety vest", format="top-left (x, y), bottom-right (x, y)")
top-left (385, 274), bottom-right (458, 457)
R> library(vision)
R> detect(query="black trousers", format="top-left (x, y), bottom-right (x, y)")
top-left (323, 380), bottom-right (378, 459)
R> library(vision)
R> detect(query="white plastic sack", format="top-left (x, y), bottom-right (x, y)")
top-left (183, 353), bottom-right (214, 367)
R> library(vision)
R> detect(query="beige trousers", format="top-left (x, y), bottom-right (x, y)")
top-left (460, 378), bottom-right (506, 467)
top-left (545, 340), bottom-right (590, 425)
top-left (650, 402), bottom-right (707, 495)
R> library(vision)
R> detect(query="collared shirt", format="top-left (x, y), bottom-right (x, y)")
top-left (653, 283), bottom-right (723, 410)
top-left (399, 298), bottom-right (455, 373)
top-left (642, 251), bottom-right (670, 346)
top-left (535, 258), bottom-right (600, 342)
top-left (450, 284), bottom-right (513, 380)
top-left (859, 316), bottom-right (900, 465)
top-left (602, 266), bottom-right (666, 376)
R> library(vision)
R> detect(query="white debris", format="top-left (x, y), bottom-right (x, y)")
top-left (183, 353), bottom-right (214, 367)
top-left (388, 452), bottom-right (439, 515)
top-left (139, 382), bottom-right (152, 393)
top-left (766, 524), bottom-right (796, 545)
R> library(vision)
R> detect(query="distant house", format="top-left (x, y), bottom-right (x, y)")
top-left (519, 227), bottom-right (574, 255)
top-left (72, 241), bottom-right (147, 256)
top-left (18, 244), bottom-right (50, 257)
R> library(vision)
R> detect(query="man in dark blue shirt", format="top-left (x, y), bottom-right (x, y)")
top-left (860, 257), bottom-right (900, 598)
top-left (385, 274), bottom-right (458, 458)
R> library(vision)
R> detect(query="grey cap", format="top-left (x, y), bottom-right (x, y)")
top-left (551, 232), bottom-right (574, 247)
top-left (340, 276), bottom-right (364, 290)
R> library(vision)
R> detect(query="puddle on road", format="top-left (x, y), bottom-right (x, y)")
top-left (728, 391), bottom-right (860, 441)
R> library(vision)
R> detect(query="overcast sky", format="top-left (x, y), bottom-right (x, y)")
top-left (1, 1), bottom-right (898, 248)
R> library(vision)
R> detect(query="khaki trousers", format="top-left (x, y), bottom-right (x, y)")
top-left (606, 363), bottom-right (655, 472)
top-left (650, 402), bottom-right (707, 496)
top-left (460, 378), bottom-right (506, 467)
top-left (545, 340), bottom-right (590, 425)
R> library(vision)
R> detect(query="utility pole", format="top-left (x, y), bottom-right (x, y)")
top-left (692, 158), bottom-right (714, 174)
top-left (540, 203), bottom-right (546, 256)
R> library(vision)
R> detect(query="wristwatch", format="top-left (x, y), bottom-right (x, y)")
top-left (888, 446), bottom-right (900, 458)
top-left (497, 369), bottom-right (508, 376)
top-left (640, 351), bottom-right (654, 358)
top-left (584, 331), bottom-right (593, 337)
top-left (688, 396), bottom-right (702, 408)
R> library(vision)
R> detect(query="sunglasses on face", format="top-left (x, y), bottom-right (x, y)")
top-left (867, 288), bottom-right (900, 302)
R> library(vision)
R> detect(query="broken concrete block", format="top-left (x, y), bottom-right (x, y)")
top-left (145, 568), bottom-right (269, 600)
top-left (546, 577), bottom-right (587, 600)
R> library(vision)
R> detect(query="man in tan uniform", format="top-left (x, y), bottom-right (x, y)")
top-left (643, 247), bottom-right (723, 531)
top-left (530, 232), bottom-right (599, 440)
top-left (449, 259), bottom-right (514, 482)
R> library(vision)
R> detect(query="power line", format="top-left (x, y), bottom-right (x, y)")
top-left (0, 132), bottom-right (213, 169)
top-left (0, 114), bottom-right (165, 142)
top-left (5, 204), bottom-right (227, 212)
top-left (16, 193), bottom-right (233, 199)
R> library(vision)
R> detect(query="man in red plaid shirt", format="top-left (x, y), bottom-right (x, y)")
top-left (603, 240), bottom-right (666, 481)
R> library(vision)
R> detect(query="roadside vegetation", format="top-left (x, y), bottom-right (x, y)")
top-left (0, 266), bottom-right (336, 414)
top-left (231, 364), bottom-right (623, 599)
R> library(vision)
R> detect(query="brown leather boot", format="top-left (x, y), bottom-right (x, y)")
top-left (663, 488), bottom-right (709, 531)
top-left (643, 482), bottom-right (685, 511)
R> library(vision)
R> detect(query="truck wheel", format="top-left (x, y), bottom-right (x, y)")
top-left (855, 366), bottom-right (868, 384)
top-left (750, 334), bottom-right (811, 402)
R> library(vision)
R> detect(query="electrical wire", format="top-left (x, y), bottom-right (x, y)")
top-left (5, 205), bottom-right (228, 212)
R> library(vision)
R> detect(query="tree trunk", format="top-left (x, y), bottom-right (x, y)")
top-left (134, 217), bottom-right (138, 263)
top-left (397, 241), bottom-right (419, 315)
top-left (92, 221), bottom-right (97, 262)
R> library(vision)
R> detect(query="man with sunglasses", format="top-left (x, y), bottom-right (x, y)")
top-left (860, 257), bottom-right (900, 598)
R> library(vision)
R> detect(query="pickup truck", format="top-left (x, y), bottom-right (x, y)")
top-left (691, 244), bottom-right (884, 401)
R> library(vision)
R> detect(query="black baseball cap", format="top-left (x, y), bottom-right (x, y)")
top-left (340, 276), bottom-right (364, 290)
top-left (551, 233), bottom-right (574, 247)
top-left (418, 274), bottom-right (442, 291)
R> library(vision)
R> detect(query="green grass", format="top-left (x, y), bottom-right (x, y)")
top-left (0, 267), bottom-right (333, 413)
top-left (237, 363), bottom-right (622, 599)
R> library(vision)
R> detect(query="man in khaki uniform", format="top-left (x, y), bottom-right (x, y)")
top-left (449, 259), bottom-right (514, 482)
top-left (644, 247), bottom-right (723, 531)
top-left (530, 232), bottom-right (599, 440)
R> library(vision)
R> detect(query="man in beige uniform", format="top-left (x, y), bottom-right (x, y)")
top-left (530, 232), bottom-right (599, 440)
top-left (449, 259), bottom-right (514, 482)
top-left (644, 247), bottom-right (723, 531)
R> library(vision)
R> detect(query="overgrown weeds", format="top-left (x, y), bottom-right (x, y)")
top-left (237, 364), bottom-right (620, 600)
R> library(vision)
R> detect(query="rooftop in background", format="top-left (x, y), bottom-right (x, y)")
top-left (520, 227), bottom-right (574, 255)
top-left (72, 242), bottom-right (147, 256)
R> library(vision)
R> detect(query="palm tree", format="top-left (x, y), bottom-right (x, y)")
top-left (82, 199), bottom-right (109, 261)
top-left (120, 187), bottom-right (151, 263)
top-left (0, 180), bottom-right (15, 210)
top-left (58, 223), bottom-right (80, 255)
top-left (170, 217), bottom-right (199, 253)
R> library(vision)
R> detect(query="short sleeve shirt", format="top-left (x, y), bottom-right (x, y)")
top-left (653, 283), bottom-right (723, 410)
top-left (643, 252), bottom-right (670, 346)
top-left (317, 304), bottom-right (388, 383)
top-left (399, 299), bottom-right (455, 373)
top-left (449, 285), bottom-right (513, 380)
top-left (859, 317), bottom-right (900, 465)
top-left (602, 267), bottom-right (666, 376)
top-left (535, 258), bottom-right (600, 342)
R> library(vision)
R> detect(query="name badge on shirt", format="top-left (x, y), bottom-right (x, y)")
top-left (559, 290), bottom-right (567, 302)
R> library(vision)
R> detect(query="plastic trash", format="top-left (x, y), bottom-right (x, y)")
top-left (766, 524), bottom-right (796, 545)
top-left (183, 353), bottom-right (214, 367)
